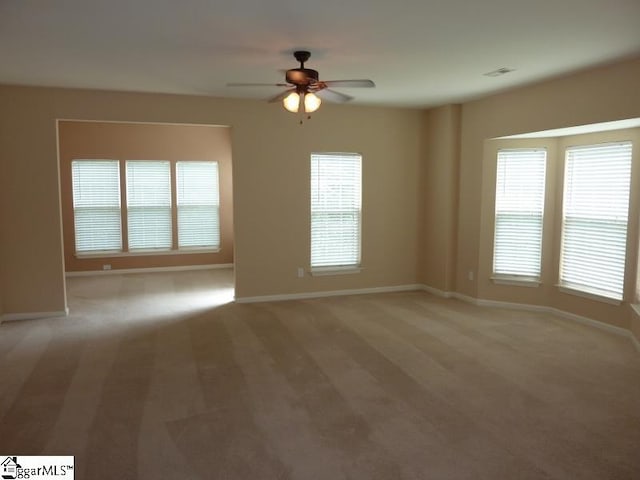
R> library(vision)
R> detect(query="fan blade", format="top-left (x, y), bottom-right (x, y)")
top-left (321, 79), bottom-right (375, 88)
top-left (316, 88), bottom-right (353, 103)
top-left (268, 88), bottom-right (295, 103)
top-left (227, 82), bottom-right (289, 87)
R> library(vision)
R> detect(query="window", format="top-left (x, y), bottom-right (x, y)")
top-left (176, 161), bottom-right (220, 249)
top-left (71, 160), bottom-right (122, 254)
top-left (311, 153), bottom-right (362, 269)
top-left (71, 159), bottom-right (221, 256)
top-left (560, 142), bottom-right (632, 301)
top-left (493, 149), bottom-right (547, 281)
top-left (126, 161), bottom-right (172, 251)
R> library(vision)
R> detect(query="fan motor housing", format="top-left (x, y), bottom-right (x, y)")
top-left (286, 68), bottom-right (319, 86)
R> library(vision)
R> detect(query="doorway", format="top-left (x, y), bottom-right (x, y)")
top-left (57, 120), bottom-right (235, 303)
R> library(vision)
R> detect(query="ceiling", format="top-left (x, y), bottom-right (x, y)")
top-left (1, 0), bottom-right (639, 108)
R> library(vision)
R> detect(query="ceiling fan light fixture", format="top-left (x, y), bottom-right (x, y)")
top-left (304, 92), bottom-right (321, 113)
top-left (229, 51), bottom-right (374, 115)
top-left (283, 91), bottom-right (322, 114)
top-left (283, 91), bottom-right (300, 112)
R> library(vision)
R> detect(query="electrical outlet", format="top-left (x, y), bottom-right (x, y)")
top-left (468, 270), bottom-right (474, 281)
top-left (297, 267), bottom-right (304, 278)
top-left (103, 264), bottom-right (112, 271)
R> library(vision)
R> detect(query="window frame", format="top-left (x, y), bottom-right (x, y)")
top-left (70, 158), bottom-right (221, 258)
top-left (176, 161), bottom-right (221, 250)
top-left (71, 159), bottom-right (123, 256)
top-left (125, 160), bottom-right (173, 253)
top-left (558, 141), bottom-right (633, 302)
top-left (310, 152), bottom-right (363, 274)
top-left (492, 148), bottom-right (547, 284)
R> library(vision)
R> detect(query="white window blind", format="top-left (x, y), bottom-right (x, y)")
top-left (176, 161), bottom-right (220, 249)
top-left (71, 160), bottom-right (122, 254)
top-left (126, 161), bottom-right (172, 251)
top-left (311, 153), bottom-right (362, 268)
top-left (493, 149), bottom-right (547, 279)
top-left (560, 142), bottom-right (632, 300)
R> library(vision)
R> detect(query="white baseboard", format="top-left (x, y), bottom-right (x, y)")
top-left (421, 284), bottom-right (455, 299)
top-left (65, 263), bottom-right (234, 277)
top-left (452, 292), bottom-right (481, 305)
top-left (475, 297), bottom-right (548, 312)
top-left (548, 306), bottom-right (632, 338)
top-left (418, 283), bottom-right (639, 352)
top-left (235, 284), bottom-right (423, 304)
top-left (420, 286), bottom-right (482, 306)
top-left (628, 306), bottom-right (640, 352)
top-left (1, 308), bottom-right (69, 323)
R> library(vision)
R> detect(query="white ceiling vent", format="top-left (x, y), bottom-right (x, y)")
top-left (484, 67), bottom-right (516, 77)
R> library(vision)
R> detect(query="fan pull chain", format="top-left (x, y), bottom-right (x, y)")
top-left (298, 111), bottom-right (312, 125)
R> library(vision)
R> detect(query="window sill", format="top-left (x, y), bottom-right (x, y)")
top-left (557, 284), bottom-right (622, 306)
top-left (491, 275), bottom-right (541, 287)
top-left (76, 248), bottom-right (220, 259)
top-left (310, 266), bottom-right (362, 276)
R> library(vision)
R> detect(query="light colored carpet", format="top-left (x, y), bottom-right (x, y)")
top-left (1, 269), bottom-right (639, 479)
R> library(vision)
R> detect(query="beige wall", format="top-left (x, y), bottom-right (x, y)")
top-left (417, 105), bottom-right (460, 292)
top-left (453, 57), bottom-right (640, 337)
top-left (0, 85), bottom-right (421, 315)
top-left (477, 137), bottom-right (559, 306)
top-left (478, 129), bottom-right (640, 330)
top-left (58, 121), bottom-right (233, 272)
top-left (550, 129), bottom-right (640, 329)
top-left (2, 55), bottom-right (640, 347)
top-left (0, 137), bottom-right (4, 315)
top-left (232, 104), bottom-right (421, 299)
top-left (1, 88), bottom-right (68, 315)
top-left (457, 57), bottom-right (640, 301)
top-left (631, 310), bottom-right (640, 345)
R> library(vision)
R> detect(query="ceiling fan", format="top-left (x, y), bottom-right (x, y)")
top-left (228, 51), bottom-right (375, 114)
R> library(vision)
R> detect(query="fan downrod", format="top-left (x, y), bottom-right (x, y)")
top-left (293, 50), bottom-right (311, 67)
